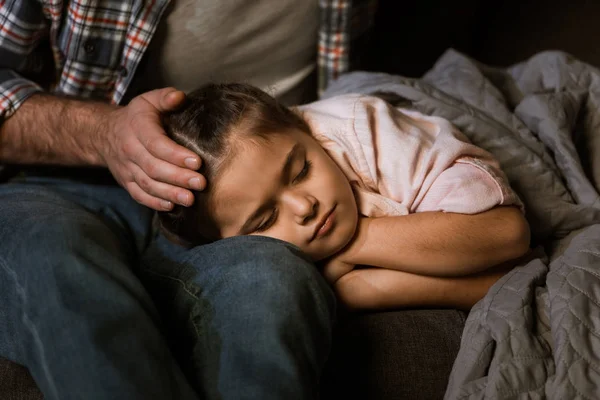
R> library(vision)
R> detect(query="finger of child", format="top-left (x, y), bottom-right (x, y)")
top-left (141, 130), bottom-right (202, 171)
top-left (130, 164), bottom-right (195, 207)
top-left (138, 155), bottom-right (206, 191)
top-left (125, 181), bottom-right (175, 211)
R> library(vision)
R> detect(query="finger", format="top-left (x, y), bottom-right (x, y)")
top-left (164, 89), bottom-right (186, 110)
top-left (139, 87), bottom-right (186, 113)
top-left (130, 164), bottom-right (196, 207)
top-left (138, 154), bottom-right (207, 191)
top-left (137, 128), bottom-right (202, 171)
top-left (126, 182), bottom-right (175, 211)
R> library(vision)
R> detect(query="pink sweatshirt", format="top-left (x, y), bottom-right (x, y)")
top-left (298, 94), bottom-right (522, 218)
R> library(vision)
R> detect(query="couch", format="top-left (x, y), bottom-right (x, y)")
top-left (2, 0), bottom-right (599, 398)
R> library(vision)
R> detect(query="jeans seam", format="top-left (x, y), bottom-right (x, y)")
top-left (142, 268), bottom-right (203, 340)
top-left (0, 254), bottom-right (59, 399)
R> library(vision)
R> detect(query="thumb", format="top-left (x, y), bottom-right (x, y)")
top-left (140, 87), bottom-right (186, 113)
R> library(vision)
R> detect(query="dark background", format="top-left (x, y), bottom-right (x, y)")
top-left (362, 0), bottom-right (600, 76)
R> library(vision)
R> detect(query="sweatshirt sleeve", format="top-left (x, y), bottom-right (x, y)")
top-left (415, 156), bottom-right (524, 214)
top-left (348, 96), bottom-right (524, 216)
top-left (301, 94), bottom-right (523, 218)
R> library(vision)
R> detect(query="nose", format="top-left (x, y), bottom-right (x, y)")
top-left (282, 190), bottom-right (318, 225)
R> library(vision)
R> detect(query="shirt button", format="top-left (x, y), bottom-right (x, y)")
top-left (83, 40), bottom-right (95, 54)
top-left (119, 66), bottom-right (128, 77)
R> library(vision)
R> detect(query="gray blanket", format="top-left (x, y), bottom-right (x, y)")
top-left (322, 49), bottom-right (600, 399)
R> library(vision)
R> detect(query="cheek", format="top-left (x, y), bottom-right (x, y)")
top-left (316, 153), bottom-right (347, 185)
top-left (321, 157), bottom-right (355, 202)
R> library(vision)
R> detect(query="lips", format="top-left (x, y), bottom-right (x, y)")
top-left (312, 205), bottom-right (336, 241)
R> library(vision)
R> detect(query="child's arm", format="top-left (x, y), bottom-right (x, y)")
top-left (332, 262), bottom-right (514, 311)
top-left (328, 206), bottom-right (530, 281)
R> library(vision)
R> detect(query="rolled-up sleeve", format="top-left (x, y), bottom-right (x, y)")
top-left (0, 0), bottom-right (49, 121)
top-left (0, 70), bottom-right (43, 119)
top-left (416, 157), bottom-right (525, 214)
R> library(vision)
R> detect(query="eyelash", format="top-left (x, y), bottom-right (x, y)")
top-left (255, 159), bottom-right (313, 233)
top-left (293, 159), bottom-right (312, 184)
top-left (255, 209), bottom-right (278, 232)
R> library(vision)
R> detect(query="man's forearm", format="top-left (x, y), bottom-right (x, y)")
top-left (347, 207), bottom-right (530, 277)
top-left (0, 93), bottom-right (116, 166)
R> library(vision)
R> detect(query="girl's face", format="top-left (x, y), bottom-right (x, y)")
top-left (209, 128), bottom-right (358, 261)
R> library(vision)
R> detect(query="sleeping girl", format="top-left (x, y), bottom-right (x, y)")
top-left (158, 83), bottom-right (531, 310)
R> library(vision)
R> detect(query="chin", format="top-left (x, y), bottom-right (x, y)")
top-left (310, 252), bottom-right (331, 262)
top-left (309, 243), bottom-right (342, 262)
top-left (316, 221), bottom-right (358, 261)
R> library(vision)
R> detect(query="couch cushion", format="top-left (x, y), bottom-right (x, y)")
top-left (321, 309), bottom-right (466, 400)
top-left (0, 357), bottom-right (42, 400)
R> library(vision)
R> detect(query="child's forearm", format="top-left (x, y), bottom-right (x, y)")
top-left (334, 263), bottom-right (513, 311)
top-left (345, 206), bottom-right (530, 277)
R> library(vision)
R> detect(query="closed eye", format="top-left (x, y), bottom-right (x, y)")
top-left (254, 209), bottom-right (278, 233)
top-left (251, 156), bottom-right (310, 234)
top-left (292, 159), bottom-right (312, 184)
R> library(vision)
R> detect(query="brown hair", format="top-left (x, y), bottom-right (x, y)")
top-left (158, 83), bottom-right (311, 247)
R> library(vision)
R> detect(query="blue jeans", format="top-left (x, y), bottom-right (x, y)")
top-left (0, 171), bottom-right (335, 400)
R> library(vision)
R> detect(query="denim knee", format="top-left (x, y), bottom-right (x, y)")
top-left (141, 235), bottom-right (336, 399)
top-left (228, 237), bottom-right (329, 296)
top-left (149, 235), bottom-right (336, 322)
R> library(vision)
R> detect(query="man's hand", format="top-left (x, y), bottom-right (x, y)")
top-left (99, 88), bottom-right (207, 211)
top-left (1, 88), bottom-right (206, 211)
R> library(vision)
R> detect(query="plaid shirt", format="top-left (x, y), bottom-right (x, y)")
top-left (0, 0), bottom-right (377, 121)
